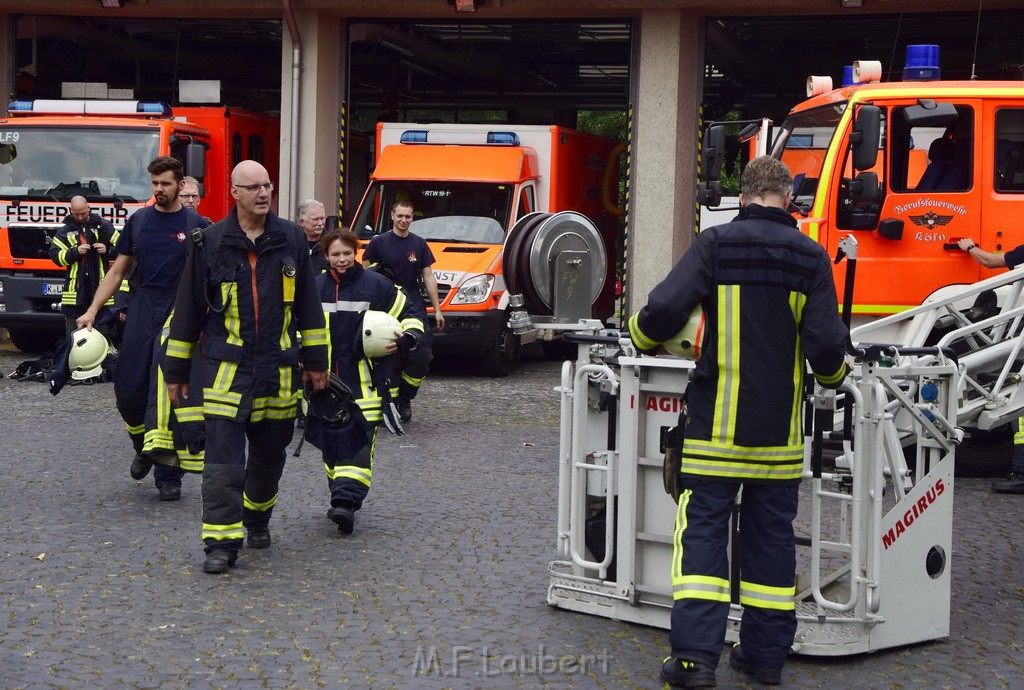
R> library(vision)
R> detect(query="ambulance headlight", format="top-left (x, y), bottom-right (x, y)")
top-left (450, 275), bottom-right (494, 305)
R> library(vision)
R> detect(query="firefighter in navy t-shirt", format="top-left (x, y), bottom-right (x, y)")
top-left (77, 156), bottom-right (208, 501)
top-left (361, 200), bottom-right (444, 423)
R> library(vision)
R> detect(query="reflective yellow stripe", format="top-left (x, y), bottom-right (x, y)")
top-left (279, 308), bottom-right (293, 351)
top-left (202, 522), bottom-right (244, 541)
top-left (789, 291), bottom-right (806, 447)
top-left (389, 290), bottom-right (407, 319)
top-left (243, 491), bottom-right (277, 512)
top-left (125, 421), bottom-right (145, 435)
top-left (223, 283), bottom-right (242, 345)
top-left (325, 464), bottom-right (372, 486)
top-left (401, 371), bottom-right (425, 388)
top-left (815, 364), bottom-right (847, 386)
top-left (739, 580), bottom-right (795, 611)
top-left (671, 489), bottom-right (689, 591)
top-left (175, 406), bottom-right (204, 423)
top-left (282, 271), bottom-right (295, 305)
top-left (165, 338), bottom-right (196, 360)
top-left (299, 328), bottom-right (329, 347)
top-left (1016, 417), bottom-right (1024, 445)
top-left (714, 285), bottom-right (740, 444)
top-left (627, 312), bottom-right (659, 350)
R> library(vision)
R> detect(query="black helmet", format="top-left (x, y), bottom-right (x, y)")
top-left (304, 373), bottom-right (355, 427)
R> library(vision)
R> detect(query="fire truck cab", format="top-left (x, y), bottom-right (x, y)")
top-left (701, 45), bottom-right (1024, 326)
top-left (0, 98), bottom-right (279, 352)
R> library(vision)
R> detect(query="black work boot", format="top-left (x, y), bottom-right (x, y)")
top-left (130, 454), bottom-right (153, 480)
top-left (396, 397), bottom-right (412, 422)
top-left (157, 483), bottom-right (182, 501)
top-left (247, 528), bottom-right (272, 549)
top-left (729, 645), bottom-right (782, 686)
top-left (992, 472), bottom-right (1024, 494)
top-left (660, 657), bottom-right (717, 688)
top-left (327, 506), bottom-right (355, 534)
top-left (202, 549), bottom-right (237, 574)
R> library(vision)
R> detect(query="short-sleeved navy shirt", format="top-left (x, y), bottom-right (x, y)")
top-left (115, 207), bottom-right (209, 290)
top-left (363, 230), bottom-right (435, 305)
top-left (1004, 244), bottom-right (1024, 270)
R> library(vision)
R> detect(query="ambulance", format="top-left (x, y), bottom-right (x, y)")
top-left (701, 45), bottom-right (1024, 326)
top-left (351, 122), bottom-right (621, 376)
top-left (0, 98), bottom-right (279, 352)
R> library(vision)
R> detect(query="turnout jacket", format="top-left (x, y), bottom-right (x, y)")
top-left (629, 204), bottom-right (848, 482)
top-left (163, 209), bottom-right (329, 422)
top-left (317, 262), bottom-right (424, 425)
top-left (48, 211), bottom-right (119, 308)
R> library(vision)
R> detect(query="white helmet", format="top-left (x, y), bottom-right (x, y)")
top-left (663, 305), bottom-right (705, 360)
top-left (361, 310), bottom-right (402, 359)
top-left (69, 328), bottom-right (110, 380)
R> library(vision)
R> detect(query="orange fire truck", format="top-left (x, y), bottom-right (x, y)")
top-left (0, 99), bottom-right (279, 352)
top-left (351, 122), bottom-right (621, 375)
top-left (701, 45), bottom-right (1024, 326)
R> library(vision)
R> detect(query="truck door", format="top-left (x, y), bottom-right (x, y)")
top-left (836, 100), bottom-right (984, 312)
top-left (986, 104), bottom-right (1024, 257)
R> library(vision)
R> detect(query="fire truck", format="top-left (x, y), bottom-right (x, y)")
top-left (350, 122), bottom-right (621, 376)
top-left (0, 98), bottom-right (279, 353)
top-left (700, 45), bottom-right (1024, 330)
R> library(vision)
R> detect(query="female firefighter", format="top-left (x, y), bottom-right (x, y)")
top-left (305, 229), bottom-right (424, 535)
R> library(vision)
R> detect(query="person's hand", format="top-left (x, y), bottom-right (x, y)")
top-left (957, 238), bottom-right (977, 253)
top-left (76, 309), bottom-right (96, 331)
top-left (92, 243), bottom-right (107, 255)
top-left (167, 383), bottom-right (189, 407)
top-left (303, 369), bottom-right (328, 392)
top-left (434, 310), bottom-right (445, 331)
top-left (77, 244), bottom-right (90, 255)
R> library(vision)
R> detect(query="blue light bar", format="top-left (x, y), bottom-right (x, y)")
top-left (7, 101), bottom-right (33, 112)
top-left (137, 102), bottom-right (172, 115)
top-left (903, 44), bottom-right (940, 81)
top-left (486, 132), bottom-right (520, 145)
top-left (842, 65), bottom-right (855, 87)
top-left (400, 130), bottom-right (429, 143)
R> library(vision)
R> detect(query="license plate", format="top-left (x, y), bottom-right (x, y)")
top-left (42, 283), bottom-right (63, 296)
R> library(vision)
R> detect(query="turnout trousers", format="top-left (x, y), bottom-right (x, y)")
top-left (320, 421), bottom-right (377, 511)
top-left (393, 324), bottom-right (432, 401)
top-left (114, 287), bottom-right (183, 487)
top-left (201, 416), bottom-right (293, 555)
top-left (669, 475), bottom-right (799, 671)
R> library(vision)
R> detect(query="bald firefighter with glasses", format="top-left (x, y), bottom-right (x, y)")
top-left (164, 160), bottom-right (328, 574)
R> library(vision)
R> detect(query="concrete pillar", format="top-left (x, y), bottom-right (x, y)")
top-left (280, 11), bottom-right (346, 222)
top-left (0, 15), bottom-right (12, 106)
top-left (627, 10), bottom-right (704, 315)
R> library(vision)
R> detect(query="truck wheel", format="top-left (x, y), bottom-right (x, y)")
top-left (955, 424), bottom-right (1013, 477)
top-left (481, 319), bottom-right (521, 377)
top-left (6, 329), bottom-right (62, 354)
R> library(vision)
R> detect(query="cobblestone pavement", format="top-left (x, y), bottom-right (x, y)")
top-left (0, 335), bottom-right (1022, 689)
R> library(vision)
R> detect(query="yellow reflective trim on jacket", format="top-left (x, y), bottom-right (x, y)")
top-left (243, 492), bottom-right (278, 512)
top-left (211, 362), bottom-right (240, 402)
top-left (714, 285), bottom-right (741, 445)
top-left (680, 455), bottom-right (803, 482)
top-left (175, 406), bottom-right (204, 424)
top-left (814, 364), bottom-right (847, 387)
top-left (202, 522), bottom-right (244, 541)
top-left (789, 291), bottom-right (806, 447)
top-left (165, 338), bottom-right (196, 360)
top-left (739, 580), bottom-right (796, 611)
top-left (401, 371), bottom-right (425, 388)
top-left (223, 283), bottom-right (243, 346)
top-left (299, 328), bottom-right (329, 347)
top-left (325, 464), bottom-right (372, 486)
top-left (389, 289), bottom-right (407, 319)
top-left (125, 421), bottom-right (145, 436)
top-left (179, 458), bottom-right (203, 473)
top-left (282, 270), bottom-right (295, 305)
top-left (1016, 417), bottom-right (1024, 445)
top-left (627, 312), bottom-right (659, 351)
top-left (279, 308), bottom-right (294, 351)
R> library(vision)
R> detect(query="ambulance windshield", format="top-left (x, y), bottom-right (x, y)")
top-left (0, 126), bottom-right (159, 202)
top-left (355, 181), bottom-right (513, 244)
top-left (772, 103), bottom-right (847, 213)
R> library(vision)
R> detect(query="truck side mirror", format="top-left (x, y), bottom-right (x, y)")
top-left (850, 105), bottom-right (881, 172)
top-left (184, 142), bottom-right (207, 181)
top-left (701, 125), bottom-right (725, 181)
top-left (697, 181), bottom-right (723, 207)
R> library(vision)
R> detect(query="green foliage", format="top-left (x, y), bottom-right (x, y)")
top-left (576, 110), bottom-right (627, 141)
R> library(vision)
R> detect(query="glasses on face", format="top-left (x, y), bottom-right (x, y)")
top-left (180, 193), bottom-right (200, 200)
top-left (234, 182), bottom-right (274, 193)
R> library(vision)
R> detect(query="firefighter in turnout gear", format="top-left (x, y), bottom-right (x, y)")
top-left (163, 160), bottom-right (328, 575)
top-left (49, 196), bottom-right (120, 340)
top-left (629, 157), bottom-right (849, 688)
top-left (306, 229), bottom-right (424, 535)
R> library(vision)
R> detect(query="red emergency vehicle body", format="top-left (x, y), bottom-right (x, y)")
top-left (770, 79), bottom-right (1024, 320)
top-left (0, 100), bottom-right (278, 352)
